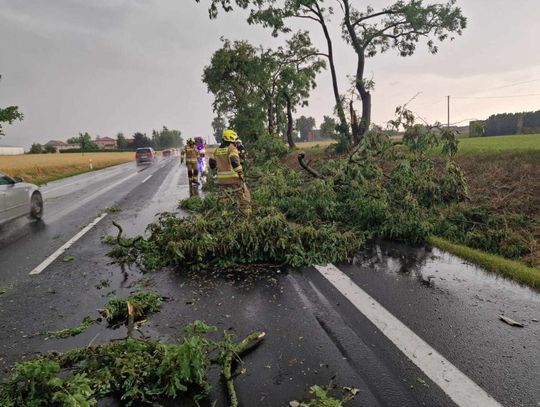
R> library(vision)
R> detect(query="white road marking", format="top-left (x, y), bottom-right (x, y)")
top-left (315, 264), bottom-right (503, 407)
top-left (29, 213), bottom-right (108, 275)
top-left (142, 174), bottom-right (152, 183)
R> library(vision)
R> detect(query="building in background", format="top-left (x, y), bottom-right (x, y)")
top-left (0, 146), bottom-right (24, 155)
top-left (95, 136), bottom-right (117, 150)
top-left (45, 140), bottom-right (80, 152)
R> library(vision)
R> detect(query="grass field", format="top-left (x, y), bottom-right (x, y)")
top-left (457, 134), bottom-right (540, 155)
top-left (0, 152), bottom-right (135, 185)
top-left (297, 134), bottom-right (540, 155)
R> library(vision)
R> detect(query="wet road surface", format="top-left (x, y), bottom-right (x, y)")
top-left (0, 158), bottom-right (538, 406)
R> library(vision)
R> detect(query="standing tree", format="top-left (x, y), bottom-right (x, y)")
top-left (67, 132), bottom-right (99, 153)
top-left (212, 115), bottom-right (226, 143)
top-left (295, 116), bottom-right (316, 142)
top-left (44, 144), bottom-right (57, 154)
top-left (29, 143), bottom-right (43, 154)
top-left (131, 132), bottom-right (153, 149)
top-left (319, 115), bottom-right (338, 139)
top-left (156, 126), bottom-right (183, 148)
top-left (274, 32), bottom-right (325, 148)
top-left (0, 75), bottom-right (24, 137)
top-left (203, 34), bottom-right (324, 146)
top-left (203, 39), bottom-right (270, 139)
top-left (195, 0), bottom-right (466, 144)
top-left (117, 132), bottom-right (128, 149)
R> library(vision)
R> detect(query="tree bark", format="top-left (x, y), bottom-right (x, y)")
top-left (285, 94), bottom-right (296, 148)
top-left (343, 0), bottom-right (371, 143)
top-left (267, 104), bottom-right (274, 135)
top-left (314, 4), bottom-right (350, 140)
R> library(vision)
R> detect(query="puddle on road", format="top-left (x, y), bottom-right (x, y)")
top-left (355, 241), bottom-right (540, 305)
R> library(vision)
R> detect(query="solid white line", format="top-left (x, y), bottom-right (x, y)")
top-left (314, 264), bottom-right (503, 407)
top-left (142, 174), bottom-right (152, 183)
top-left (29, 213), bottom-right (108, 275)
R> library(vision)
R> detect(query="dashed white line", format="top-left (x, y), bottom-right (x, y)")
top-left (315, 264), bottom-right (503, 407)
top-left (142, 174), bottom-right (153, 183)
top-left (29, 213), bottom-right (108, 275)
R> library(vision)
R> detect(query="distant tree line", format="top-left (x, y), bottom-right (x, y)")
top-left (28, 127), bottom-right (183, 154)
top-left (484, 110), bottom-right (540, 136)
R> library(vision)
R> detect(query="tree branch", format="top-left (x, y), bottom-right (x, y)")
top-left (298, 152), bottom-right (324, 179)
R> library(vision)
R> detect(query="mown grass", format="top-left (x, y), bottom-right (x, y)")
top-left (0, 152), bottom-right (135, 185)
top-left (429, 236), bottom-right (540, 289)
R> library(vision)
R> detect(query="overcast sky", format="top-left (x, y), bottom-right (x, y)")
top-left (1, 0), bottom-right (540, 148)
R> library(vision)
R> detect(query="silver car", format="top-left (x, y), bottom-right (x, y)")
top-left (0, 172), bottom-right (43, 224)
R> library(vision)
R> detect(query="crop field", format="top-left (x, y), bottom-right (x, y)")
top-left (0, 152), bottom-right (135, 185)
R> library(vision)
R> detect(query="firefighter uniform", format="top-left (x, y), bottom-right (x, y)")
top-left (181, 141), bottom-right (200, 183)
top-left (209, 130), bottom-right (251, 209)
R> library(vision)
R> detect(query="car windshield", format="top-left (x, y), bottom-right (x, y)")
top-left (137, 148), bottom-right (152, 154)
top-left (0, 174), bottom-right (13, 186)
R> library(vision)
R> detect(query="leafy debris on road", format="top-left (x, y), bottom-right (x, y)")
top-left (289, 384), bottom-right (359, 406)
top-left (95, 279), bottom-right (111, 289)
top-left (98, 291), bottom-right (165, 326)
top-left (499, 315), bottom-right (525, 328)
top-left (0, 321), bottom-right (266, 407)
top-left (62, 255), bottom-right (75, 262)
top-left (47, 316), bottom-right (95, 339)
top-left (0, 286), bottom-right (11, 296)
top-left (106, 205), bottom-right (122, 213)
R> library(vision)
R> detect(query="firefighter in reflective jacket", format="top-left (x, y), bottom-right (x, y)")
top-left (181, 138), bottom-right (200, 184)
top-left (209, 129), bottom-right (251, 208)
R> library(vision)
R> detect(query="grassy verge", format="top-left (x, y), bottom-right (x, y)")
top-left (429, 236), bottom-right (540, 289)
top-left (0, 152), bottom-right (135, 185)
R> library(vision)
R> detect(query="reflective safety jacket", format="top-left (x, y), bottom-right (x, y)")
top-left (209, 142), bottom-right (243, 185)
top-left (181, 145), bottom-right (199, 164)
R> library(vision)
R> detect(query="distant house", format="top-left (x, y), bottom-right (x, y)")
top-left (0, 145), bottom-right (24, 156)
top-left (45, 140), bottom-right (80, 152)
top-left (95, 136), bottom-right (117, 150)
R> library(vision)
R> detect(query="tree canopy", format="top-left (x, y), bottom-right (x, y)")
top-left (202, 32), bottom-right (324, 146)
top-left (195, 0), bottom-right (466, 146)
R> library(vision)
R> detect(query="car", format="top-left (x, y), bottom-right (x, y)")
top-left (135, 147), bottom-right (156, 165)
top-left (0, 172), bottom-right (43, 225)
top-left (162, 149), bottom-right (172, 157)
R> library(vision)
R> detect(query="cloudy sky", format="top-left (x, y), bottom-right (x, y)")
top-left (1, 0), bottom-right (540, 147)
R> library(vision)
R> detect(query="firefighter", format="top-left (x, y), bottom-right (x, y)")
top-left (234, 138), bottom-right (248, 161)
top-left (181, 138), bottom-right (200, 186)
top-left (209, 129), bottom-right (251, 210)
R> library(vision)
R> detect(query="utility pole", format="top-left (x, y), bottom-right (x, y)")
top-left (447, 95), bottom-right (450, 128)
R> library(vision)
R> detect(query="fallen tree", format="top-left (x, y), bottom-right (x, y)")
top-left (107, 125), bottom-right (468, 272)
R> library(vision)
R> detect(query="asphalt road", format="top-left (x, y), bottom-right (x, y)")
top-left (0, 158), bottom-right (538, 406)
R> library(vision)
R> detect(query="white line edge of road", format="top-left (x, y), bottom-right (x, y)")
top-left (314, 264), bottom-right (503, 407)
top-left (29, 213), bottom-right (108, 275)
top-left (142, 174), bottom-right (153, 183)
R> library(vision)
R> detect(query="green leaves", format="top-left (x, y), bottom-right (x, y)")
top-left (99, 291), bottom-right (165, 325)
top-left (0, 322), bottom-right (266, 406)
